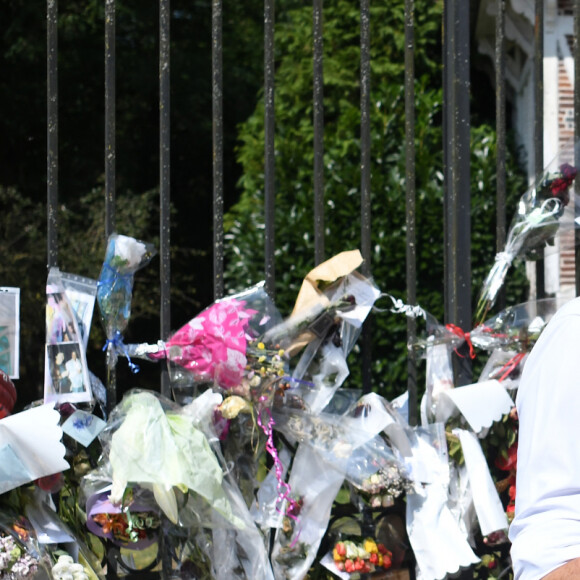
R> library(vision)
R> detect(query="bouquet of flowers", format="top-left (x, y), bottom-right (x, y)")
top-left (271, 444), bottom-right (346, 580)
top-left (470, 297), bottom-right (566, 353)
top-left (0, 510), bottom-right (53, 580)
top-left (96, 233), bottom-right (156, 370)
top-left (122, 282), bottom-right (285, 402)
top-left (330, 537), bottom-right (393, 576)
top-left (86, 486), bottom-right (161, 550)
top-left (0, 532), bottom-right (43, 579)
top-left (475, 152), bottom-right (578, 325)
top-left (87, 389), bottom-right (245, 528)
top-left (345, 435), bottom-right (414, 509)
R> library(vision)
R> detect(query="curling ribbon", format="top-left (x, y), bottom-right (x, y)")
top-left (496, 351), bottom-right (526, 383)
top-left (103, 330), bottom-right (140, 374)
top-left (256, 396), bottom-right (300, 522)
top-left (445, 323), bottom-right (476, 359)
top-left (480, 324), bottom-right (509, 339)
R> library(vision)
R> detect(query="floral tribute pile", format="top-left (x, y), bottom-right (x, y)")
top-left (0, 151), bottom-right (578, 580)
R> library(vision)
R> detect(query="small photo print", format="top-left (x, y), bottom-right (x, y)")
top-left (0, 288), bottom-right (20, 380)
top-left (45, 343), bottom-right (92, 404)
top-left (46, 290), bottom-right (80, 345)
top-left (61, 272), bottom-right (97, 350)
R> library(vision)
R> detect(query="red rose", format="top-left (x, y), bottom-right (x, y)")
top-left (35, 472), bottom-right (64, 493)
top-left (550, 163), bottom-right (577, 204)
top-left (495, 443), bottom-right (517, 471)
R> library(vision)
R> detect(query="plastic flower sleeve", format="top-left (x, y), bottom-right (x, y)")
top-left (405, 424), bottom-right (480, 579)
top-left (0, 517), bottom-right (52, 579)
top-left (250, 445), bottom-right (292, 529)
top-left (270, 271), bottom-right (380, 414)
top-left (478, 348), bottom-right (527, 389)
top-left (209, 477), bottom-right (276, 580)
top-left (344, 435), bottom-right (414, 507)
top-left (20, 487), bottom-right (106, 579)
top-left (421, 342), bottom-right (454, 425)
top-left (475, 142), bottom-right (579, 325)
top-left (126, 282), bottom-right (284, 401)
top-left (96, 233), bottom-right (156, 370)
top-left (271, 444), bottom-right (346, 580)
top-left (410, 310), bottom-right (469, 358)
top-left (454, 428), bottom-right (508, 538)
top-left (97, 390), bottom-right (244, 529)
top-left (271, 406), bottom-right (376, 465)
top-left (470, 296), bottom-right (566, 352)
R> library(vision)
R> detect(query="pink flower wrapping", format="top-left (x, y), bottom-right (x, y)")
top-left (159, 298), bottom-right (258, 388)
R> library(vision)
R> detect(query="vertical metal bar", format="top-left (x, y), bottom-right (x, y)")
top-left (264, 0), bottom-right (276, 298)
top-left (495, 0), bottom-right (506, 311)
top-left (360, 0), bottom-right (371, 275)
top-left (104, 1), bottom-right (117, 412)
top-left (159, 0), bottom-right (171, 399)
top-left (534, 0), bottom-right (545, 299)
top-left (360, 0), bottom-right (372, 394)
top-left (404, 0), bottom-right (417, 426)
top-left (47, 0), bottom-right (58, 269)
top-left (313, 0), bottom-right (325, 266)
top-left (105, 0), bottom-right (116, 238)
top-left (213, 0), bottom-right (224, 299)
top-left (575, 1), bottom-right (580, 296)
top-left (443, 0), bottom-right (471, 385)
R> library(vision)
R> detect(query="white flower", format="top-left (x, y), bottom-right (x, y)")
top-left (52, 554), bottom-right (89, 580)
top-left (113, 235), bottom-right (148, 270)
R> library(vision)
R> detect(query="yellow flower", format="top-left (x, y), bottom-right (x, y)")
top-left (364, 539), bottom-right (378, 554)
top-left (219, 396), bottom-right (253, 419)
top-left (257, 342), bottom-right (265, 350)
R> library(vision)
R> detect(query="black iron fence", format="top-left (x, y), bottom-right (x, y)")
top-left (43, 0), bottom-right (580, 418)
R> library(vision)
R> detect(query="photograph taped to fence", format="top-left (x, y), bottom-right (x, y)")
top-left (44, 343), bottom-right (92, 403)
top-left (44, 283), bottom-right (92, 404)
top-left (60, 272), bottom-right (97, 350)
top-left (46, 290), bottom-right (81, 345)
top-left (0, 288), bottom-right (20, 380)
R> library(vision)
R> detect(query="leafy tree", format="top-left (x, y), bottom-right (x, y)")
top-left (0, 185), bottom-right (200, 410)
top-left (0, 0), bottom-right (267, 409)
top-left (224, 0), bottom-right (528, 400)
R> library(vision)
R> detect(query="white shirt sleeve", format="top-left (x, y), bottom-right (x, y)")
top-left (509, 297), bottom-right (580, 580)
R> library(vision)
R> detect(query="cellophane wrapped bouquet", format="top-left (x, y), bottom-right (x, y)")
top-left (97, 233), bottom-right (156, 372)
top-left (475, 143), bottom-right (578, 325)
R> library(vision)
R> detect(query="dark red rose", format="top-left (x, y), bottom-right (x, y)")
top-left (495, 442), bottom-right (517, 471)
top-left (550, 163), bottom-right (577, 205)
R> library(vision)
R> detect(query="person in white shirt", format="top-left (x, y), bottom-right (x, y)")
top-left (64, 350), bottom-right (84, 393)
top-left (509, 297), bottom-right (580, 579)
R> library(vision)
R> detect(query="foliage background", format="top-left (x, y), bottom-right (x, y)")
top-left (223, 0), bottom-right (529, 399)
top-left (0, 0), bottom-right (528, 410)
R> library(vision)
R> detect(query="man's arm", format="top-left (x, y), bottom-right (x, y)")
top-left (543, 558), bottom-right (580, 580)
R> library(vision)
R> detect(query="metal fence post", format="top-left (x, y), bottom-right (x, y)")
top-left (443, 0), bottom-right (471, 385)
